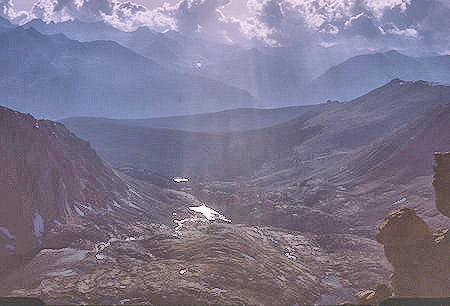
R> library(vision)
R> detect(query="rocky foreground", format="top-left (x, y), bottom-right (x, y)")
top-left (355, 152), bottom-right (450, 305)
top-left (1, 106), bottom-right (448, 305)
top-left (1, 222), bottom-right (392, 305)
top-left (0, 106), bottom-right (391, 304)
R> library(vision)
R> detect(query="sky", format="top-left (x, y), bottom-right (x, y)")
top-left (1, 0), bottom-right (449, 54)
top-left (11, 0), bottom-right (249, 18)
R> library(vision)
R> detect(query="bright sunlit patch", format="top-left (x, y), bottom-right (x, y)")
top-left (33, 213), bottom-right (44, 238)
top-left (189, 204), bottom-right (231, 222)
top-left (174, 177), bottom-right (189, 183)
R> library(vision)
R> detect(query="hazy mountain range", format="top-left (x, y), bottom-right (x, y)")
top-left (0, 27), bottom-right (256, 119)
top-left (0, 18), bottom-right (448, 119)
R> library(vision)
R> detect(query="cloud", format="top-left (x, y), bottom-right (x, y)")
top-left (102, 2), bottom-right (175, 32)
top-left (26, 0), bottom-right (246, 43)
top-left (344, 13), bottom-right (381, 38)
top-left (1, 0), bottom-right (449, 53)
top-left (0, 0), bottom-right (30, 23)
top-left (32, 0), bottom-right (113, 23)
top-left (157, 0), bottom-right (247, 43)
top-left (241, 0), bottom-right (450, 52)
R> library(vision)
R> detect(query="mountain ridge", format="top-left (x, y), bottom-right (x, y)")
top-left (300, 52), bottom-right (450, 104)
top-left (0, 27), bottom-right (257, 119)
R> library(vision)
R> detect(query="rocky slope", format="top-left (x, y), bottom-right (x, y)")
top-left (0, 105), bottom-right (190, 261)
top-left (61, 80), bottom-right (450, 236)
top-left (63, 80), bottom-right (450, 181)
top-left (61, 105), bottom-right (328, 180)
top-left (0, 105), bottom-right (391, 304)
top-left (352, 104), bottom-right (450, 182)
top-left (1, 222), bottom-right (391, 305)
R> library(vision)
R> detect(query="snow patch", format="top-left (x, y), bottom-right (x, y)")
top-left (212, 287), bottom-right (226, 294)
top-left (79, 203), bottom-right (93, 211)
top-left (189, 204), bottom-right (231, 222)
top-left (96, 254), bottom-right (117, 262)
top-left (242, 253), bottom-right (256, 261)
top-left (33, 213), bottom-right (44, 238)
top-left (285, 252), bottom-right (296, 260)
top-left (128, 202), bottom-right (142, 210)
top-left (278, 275), bottom-right (288, 282)
top-left (128, 187), bottom-right (143, 199)
top-left (393, 198), bottom-right (407, 205)
top-left (112, 200), bottom-right (122, 208)
top-left (0, 227), bottom-right (16, 239)
top-left (47, 269), bottom-right (77, 277)
top-left (74, 206), bottom-right (85, 217)
top-left (303, 272), bottom-right (317, 281)
top-left (173, 177), bottom-right (189, 183)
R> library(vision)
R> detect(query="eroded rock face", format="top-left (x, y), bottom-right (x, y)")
top-left (375, 208), bottom-right (446, 297)
top-left (356, 153), bottom-right (450, 304)
top-left (433, 152), bottom-right (450, 218)
top-left (0, 106), bottom-right (129, 257)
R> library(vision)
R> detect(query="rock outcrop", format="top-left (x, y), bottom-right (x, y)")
top-left (433, 152), bottom-right (450, 218)
top-left (0, 106), bottom-right (131, 257)
top-left (355, 284), bottom-right (392, 305)
top-left (375, 208), bottom-right (449, 297)
top-left (355, 152), bottom-right (450, 304)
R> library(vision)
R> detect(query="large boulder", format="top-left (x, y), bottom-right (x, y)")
top-left (375, 209), bottom-right (449, 297)
top-left (376, 208), bottom-right (432, 247)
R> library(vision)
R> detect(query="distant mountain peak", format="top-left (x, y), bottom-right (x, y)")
top-left (384, 50), bottom-right (403, 56)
